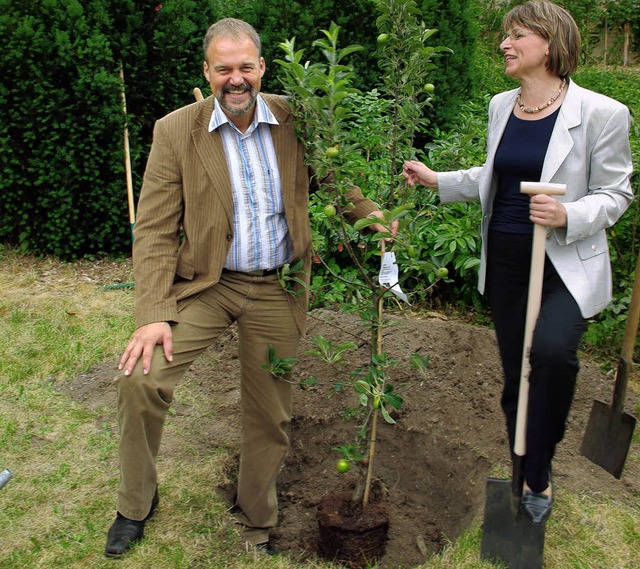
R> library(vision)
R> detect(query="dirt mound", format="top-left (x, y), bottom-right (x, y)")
top-left (62, 308), bottom-right (639, 567)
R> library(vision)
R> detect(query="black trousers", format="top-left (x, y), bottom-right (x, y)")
top-left (486, 230), bottom-right (587, 492)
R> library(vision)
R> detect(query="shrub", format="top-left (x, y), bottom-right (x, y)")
top-left (1, 0), bottom-right (479, 259)
top-left (0, 1), bottom-right (126, 258)
top-left (0, 0), bottom-right (219, 259)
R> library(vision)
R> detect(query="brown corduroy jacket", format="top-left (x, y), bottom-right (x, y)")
top-left (131, 94), bottom-right (377, 334)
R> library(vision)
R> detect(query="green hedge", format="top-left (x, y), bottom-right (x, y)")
top-left (1, 1), bottom-right (126, 257)
top-left (1, 0), bottom-right (478, 259)
top-left (0, 0), bottom-right (219, 259)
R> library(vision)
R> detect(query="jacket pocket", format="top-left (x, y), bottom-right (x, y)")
top-left (175, 255), bottom-right (195, 280)
top-left (576, 232), bottom-right (608, 261)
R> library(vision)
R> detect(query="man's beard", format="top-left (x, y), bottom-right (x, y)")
top-left (218, 83), bottom-right (258, 116)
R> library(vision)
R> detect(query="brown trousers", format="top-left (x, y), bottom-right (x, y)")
top-left (115, 270), bottom-right (299, 544)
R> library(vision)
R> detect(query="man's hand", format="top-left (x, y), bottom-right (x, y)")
top-left (369, 210), bottom-right (399, 239)
top-left (119, 322), bottom-right (174, 376)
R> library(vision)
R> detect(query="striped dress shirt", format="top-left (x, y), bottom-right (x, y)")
top-left (208, 96), bottom-right (292, 272)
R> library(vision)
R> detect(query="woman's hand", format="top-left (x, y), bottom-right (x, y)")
top-left (402, 160), bottom-right (438, 188)
top-left (529, 193), bottom-right (567, 228)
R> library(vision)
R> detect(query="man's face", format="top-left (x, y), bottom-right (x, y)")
top-left (203, 35), bottom-right (265, 128)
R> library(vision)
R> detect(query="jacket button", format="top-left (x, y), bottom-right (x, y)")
top-left (226, 234), bottom-right (233, 241)
top-left (591, 244), bottom-right (597, 251)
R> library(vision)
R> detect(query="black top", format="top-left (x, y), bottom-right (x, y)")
top-left (490, 107), bottom-right (560, 234)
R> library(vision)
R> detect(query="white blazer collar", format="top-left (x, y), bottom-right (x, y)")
top-left (487, 81), bottom-right (584, 184)
top-left (541, 79), bottom-right (582, 182)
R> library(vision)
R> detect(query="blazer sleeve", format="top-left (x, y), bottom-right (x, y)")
top-left (561, 103), bottom-right (634, 245)
top-left (438, 167), bottom-right (484, 203)
top-left (132, 118), bottom-right (184, 328)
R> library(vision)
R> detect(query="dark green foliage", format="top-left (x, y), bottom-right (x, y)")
top-left (1, 0), bottom-right (478, 259)
top-left (217, 0), bottom-right (381, 95)
top-left (0, 0), bottom-right (220, 259)
top-left (418, 0), bottom-right (480, 129)
top-left (1, 0), bottom-right (124, 257)
top-left (573, 67), bottom-right (640, 114)
top-left (373, 0), bottom-right (452, 195)
top-left (411, 97), bottom-right (489, 309)
top-left (123, 0), bottom-right (221, 135)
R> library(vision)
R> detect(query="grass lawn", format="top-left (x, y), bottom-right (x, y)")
top-left (0, 246), bottom-right (638, 568)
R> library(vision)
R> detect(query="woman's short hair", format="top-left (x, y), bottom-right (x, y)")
top-left (504, 0), bottom-right (581, 77)
top-left (203, 18), bottom-right (262, 61)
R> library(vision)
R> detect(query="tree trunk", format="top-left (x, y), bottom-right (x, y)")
top-left (604, 17), bottom-right (608, 66)
top-left (622, 22), bottom-right (630, 66)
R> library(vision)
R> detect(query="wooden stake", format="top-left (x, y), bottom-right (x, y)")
top-left (120, 62), bottom-right (135, 240)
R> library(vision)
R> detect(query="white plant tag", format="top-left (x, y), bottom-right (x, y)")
top-left (378, 251), bottom-right (410, 304)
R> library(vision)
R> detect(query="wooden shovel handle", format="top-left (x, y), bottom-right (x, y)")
top-left (513, 182), bottom-right (567, 457)
top-left (612, 248), bottom-right (640, 412)
top-left (621, 250), bottom-right (640, 363)
top-left (520, 181), bottom-right (567, 196)
top-left (193, 87), bottom-right (204, 102)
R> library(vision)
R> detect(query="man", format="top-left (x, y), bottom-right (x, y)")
top-left (105, 18), bottom-right (385, 558)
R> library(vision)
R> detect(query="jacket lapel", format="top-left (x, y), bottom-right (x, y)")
top-left (481, 90), bottom-right (517, 201)
top-left (541, 81), bottom-right (581, 182)
top-left (264, 96), bottom-right (297, 219)
top-left (488, 91), bottom-right (517, 158)
top-left (191, 98), bottom-right (234, 224)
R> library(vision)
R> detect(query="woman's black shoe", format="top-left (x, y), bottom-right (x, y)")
top-left (521, 489), bottom-right (553, 526)
top-left (522, 469), bottom-right (553, 526)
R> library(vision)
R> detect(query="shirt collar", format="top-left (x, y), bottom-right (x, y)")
top-left (208, 94), bottom-right (279, 133)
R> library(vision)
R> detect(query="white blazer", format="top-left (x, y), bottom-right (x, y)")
top-left (437, 80), bottom-right (634, 318)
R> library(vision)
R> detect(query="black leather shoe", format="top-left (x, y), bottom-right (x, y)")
top-left (104, 515), bottom-right (146, 557)
top-left (104, 489), bottom-right (159, 558)
top-left (255, 541), bottom-right (278, 556)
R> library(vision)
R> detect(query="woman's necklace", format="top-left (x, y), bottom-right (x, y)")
top-left (517, 78), bottom-right (567, 114)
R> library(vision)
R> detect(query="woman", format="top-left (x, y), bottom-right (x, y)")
top-left (403, 0), bottom-right (633, 526)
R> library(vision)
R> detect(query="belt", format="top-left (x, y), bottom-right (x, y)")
top-left (223, 267), bottom-right (279, 277)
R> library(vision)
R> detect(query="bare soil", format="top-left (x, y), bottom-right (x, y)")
top-left (61, 302), bottom-right (640, 568)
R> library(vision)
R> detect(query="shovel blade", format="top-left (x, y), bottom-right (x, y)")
top-left (481, 478), bottom-right (545, 569)
top-left (580, 399), bottom-right (636, 479)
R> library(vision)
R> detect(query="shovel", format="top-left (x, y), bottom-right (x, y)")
top-left (580, 249), bottom-right (639, 478)
top-left (481, 182), bottom-right (566, 569)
